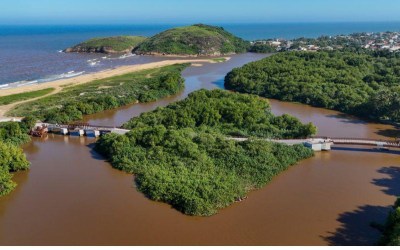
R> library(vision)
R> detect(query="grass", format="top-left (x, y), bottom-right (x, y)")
top-left (212, 58), bottom-right (227, 63)
top-left (8, 64), bottom-right (189, 123)
top-left (72, 36), bottom-right (147, 52)
top-left (0, 88), bottom-right (55, 106)
top-left (135, 24), bottom-right (249, 55)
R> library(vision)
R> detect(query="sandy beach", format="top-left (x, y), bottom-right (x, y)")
top-left (0, 57), bottom-right (229, 118)
top-left (0, 58), bottom-right (229, 97)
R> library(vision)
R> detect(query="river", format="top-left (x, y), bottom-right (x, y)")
top-left (0, 53), bottom-right (399, 245)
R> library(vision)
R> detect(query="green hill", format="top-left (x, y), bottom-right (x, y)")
top-left (134, 24), bottom-right (250, 56)
top-left (64, 36), bottom-right (147, 54)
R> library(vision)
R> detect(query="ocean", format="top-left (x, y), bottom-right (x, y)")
top-left (1, 22), bottom-right (400, 86)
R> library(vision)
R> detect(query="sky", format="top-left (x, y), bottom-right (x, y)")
top-left (1, 0), bottom-right (400, 25)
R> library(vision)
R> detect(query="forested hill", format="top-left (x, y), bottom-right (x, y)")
top-left (225, 50), bottom-right (400, 123)
top-left (134, 24), bottom-right (250, 56)
top-left (64, 36), bottom-right (147, 54)
top-left (64, 24), bottom-right (268, 56)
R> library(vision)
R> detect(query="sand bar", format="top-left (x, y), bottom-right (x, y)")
top-left (0, 58), bottom-right (229, 97)
top-left (0, 57), bottom-right (230, 118)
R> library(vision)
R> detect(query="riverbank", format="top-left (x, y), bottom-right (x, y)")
top-left (0, 57), bottom-right (230, 119)
top-left (225, 50), bottom-right (400, 126)
top-left (97, 89), bottom-right (316, 216)
top-left (5, 63), bottom-right (192, 123)
top-left (0, 53), bottom-right (398, 245)
top-left (0, 57), bottom-right (229, 97)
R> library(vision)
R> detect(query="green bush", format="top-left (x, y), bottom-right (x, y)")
top-left (0, 122), bottom-right (31, 197)
top-left (123, 89), bottom-right (317, 139)
top-left (135, 24), bottom-right (250, 56)
top-left (249, 43), bottom-right (276, 53)
top-left (9, 64), bottom-right (189, 123)
top-left (0, 141), bottom-right (30, 196)
top-left (225, 50), bottom-right (400, 122)
top-left (379, 198), bottom-right (400, 245)
top-left (0, 122), bottom-right (30, 145)
top-left (96, 89), bottom-right (315, 216)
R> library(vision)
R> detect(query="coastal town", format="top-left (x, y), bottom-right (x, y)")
top-left (252, 31), bottom-right (400, 52)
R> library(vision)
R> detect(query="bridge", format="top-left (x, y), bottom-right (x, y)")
top-left (32, 122), bottom-right (400, 151)
top-left (228, 137), bottom-right (400, 151)
top-left (323, 137), bottom-right (400, 148)
top-left (33, 122), bottom-right (130, 137)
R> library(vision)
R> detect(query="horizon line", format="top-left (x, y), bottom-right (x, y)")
top-left (2, 20), bottom-right (400, 26)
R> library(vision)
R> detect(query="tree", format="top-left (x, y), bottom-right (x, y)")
top-left (0, 141), bottom-right (30, 196)
top-left (21, 116), bottom-right (37, 131)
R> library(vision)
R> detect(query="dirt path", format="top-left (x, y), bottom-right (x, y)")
top-left (0, 86), bottom-right (65, 119)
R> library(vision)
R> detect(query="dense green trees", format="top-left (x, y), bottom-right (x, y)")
top-left (379, 198), bottom-right (400, 245)
top-left (0, 141), bottom-right (30, 196)
top-left (248, 43), bottom-right (276, 53)
top-left (9, 64), bottom-right (188, 124)
top-left (225, 50), bottom-right (400, 123)
top-left (0, 121), bottom-right (31, 145)
top-left (123, 89), bottom-right (317, 139)
top-left (96, 89), bottom-right (315, 216)
top-left (0, 122), bottom-right (31, 196)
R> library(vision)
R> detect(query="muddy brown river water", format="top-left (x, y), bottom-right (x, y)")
top-left (0, 53), bottom-right (399, 245)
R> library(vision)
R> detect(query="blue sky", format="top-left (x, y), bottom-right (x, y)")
top-left (1, 0), bottom-right (400, 25)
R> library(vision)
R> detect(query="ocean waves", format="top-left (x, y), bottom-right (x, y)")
top-left (2, 71), bottom-right (86, 89)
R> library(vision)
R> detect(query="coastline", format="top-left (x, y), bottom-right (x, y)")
top-left (135, 52), bottom-right (237, 58)
top-left (0, 57), bottom-right (230, 118)
top-left (0, 57), bottom-right (230, 97)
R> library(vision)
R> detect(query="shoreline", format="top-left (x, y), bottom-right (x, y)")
top-left (135, 52), bottom-right (237, 58)
top-left (0, 57), bottom-right (230, 97)
top-left (0, 57), bottom-right (230, 119)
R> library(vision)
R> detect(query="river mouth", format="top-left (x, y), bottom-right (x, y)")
top-left (0, 53), bottom-right (399, 245)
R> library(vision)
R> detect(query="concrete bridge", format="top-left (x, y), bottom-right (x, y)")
top-left (32, 122), bottom-right (400, 151)
top-left (228, 137), bottom-right (400, 151)
top-left (34, 122), bottom-right (130, 137)
top-left (325, 137), bottom-right (400, 148)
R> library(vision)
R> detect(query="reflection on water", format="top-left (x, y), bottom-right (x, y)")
top-left (0, 53), bottom-right (399, 245)
top-left (323, 204), bottom-right (390, 246)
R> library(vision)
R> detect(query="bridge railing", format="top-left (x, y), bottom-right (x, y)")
top-left (43, 123), bottom-right (121, 130)
top-left (313, 136), bottom-right (399, 143)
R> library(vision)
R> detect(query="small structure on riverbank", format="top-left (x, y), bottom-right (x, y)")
top-left (29, 125), bottom-right (48, 138)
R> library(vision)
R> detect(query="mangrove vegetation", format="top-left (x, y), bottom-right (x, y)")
top-left (379, 198), bottom-right (400, 246)
top-left (0, 120), bottom-right (32, 196)
top-left (225, 50), bottom-right (400, 123)
top-left (96, 89), bottom-right (315, 216)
